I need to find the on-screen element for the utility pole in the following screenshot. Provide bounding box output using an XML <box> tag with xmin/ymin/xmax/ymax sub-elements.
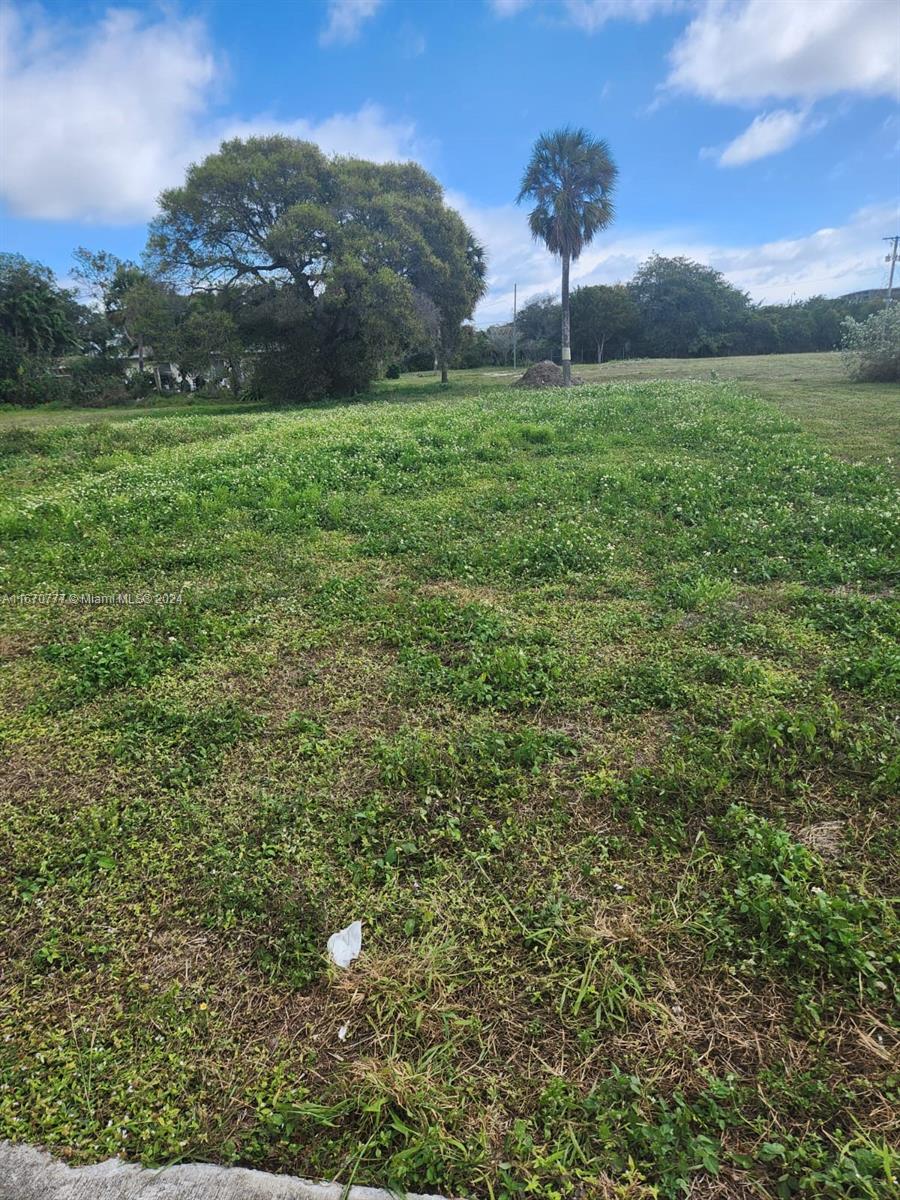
<box><xmin>512</xmin><ymin>283</ymin><xmax>517</xmax><ymax>370</ymax></box>
<box><xmin>884</xmin><ymin>236</ymin><xmax>899</xmax><ymax>303</ymax></box>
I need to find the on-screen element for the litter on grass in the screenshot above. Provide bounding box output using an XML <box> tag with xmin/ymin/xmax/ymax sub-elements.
<box><xmin>327</xmin><ymin>920</ymin><xmax>362</xmax><ymax>969</ymax></box>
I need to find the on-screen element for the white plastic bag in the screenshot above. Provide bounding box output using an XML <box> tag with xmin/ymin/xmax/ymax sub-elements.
<box><xmin>327</xmin><ymin>920</ymin><xmax>362</xmax><ymax>969</ymax></box>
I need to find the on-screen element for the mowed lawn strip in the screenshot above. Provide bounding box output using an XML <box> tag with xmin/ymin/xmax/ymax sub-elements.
<box><xmin>0</xmin><ymin>375</ymin><xmax>897</xmax><ymax>1199</ymax></box>
<box><xmin>576</xmin><ymin>350</ymin><xmax>900</xmax><ymax>471</ymax></box>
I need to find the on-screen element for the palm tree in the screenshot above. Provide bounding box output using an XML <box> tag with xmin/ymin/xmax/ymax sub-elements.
<box><xmin>517</xmin><ymin>128</ymin><xmax>617</xmax><ymax>385</ymax></box>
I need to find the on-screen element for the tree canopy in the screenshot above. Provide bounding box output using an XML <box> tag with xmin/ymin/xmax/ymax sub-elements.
<box><xmin>630</xmin><ymin>254</ymin><xmax>750</xmax><ymax>358</ymax></box>
<box><xmin>0</xmin><ymin>254</ymin><xmax>79</xmax><ymax>357</ymax></box>
<box><xmin>517</xmin><ymin>129</ymin><xmax>616</xmax><ymax>262</ymax></box>
<box><xmin>570</xmin><ymin>284</ymin><xmax>638</xmax><ymax>363</ymax></box>
<box><xmin>146</xmin><ymin>136</ymin><xmax>485</xmax><ymax>398</ymax></box>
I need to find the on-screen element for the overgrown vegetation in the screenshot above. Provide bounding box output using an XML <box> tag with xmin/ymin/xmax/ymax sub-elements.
<box><xmin>841</xmin><ymin>306</ymin><xmax>900</xmax><ymax>382</ymax></box>
<box><xmin>0</xmin><ymin>372</ymin><xmax>897</xmax><ymax>1198</ymax></box>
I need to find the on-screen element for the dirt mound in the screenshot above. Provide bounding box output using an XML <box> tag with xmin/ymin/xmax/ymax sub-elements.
<box><xmin>512</xmin><ymin>360</ymin><xmax>584</xmax><ymax>388</ymax></box>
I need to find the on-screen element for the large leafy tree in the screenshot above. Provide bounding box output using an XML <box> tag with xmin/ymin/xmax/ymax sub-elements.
<box><xmin>175</xmin><ymin>305</ymin><xmax>244</xmax><ymax>392</ymax></box>
<box><xmin>147</xmin><ymin>138</ymin><xmax>337</xmax><ymax>294</ymax></box>
<box><xmin>516</xmin><ymin>295</ymin><xmax>560</xmax><ymax>363</ymax></box>
<box><xmin>330</xmin><ymin>157</ymin><xmax>486</xmax><ymax>383</ymax></box>
<box><xmin>73</xmin><ymin>248</ymin><xmax>181</xmax><ymax>371</ymax></box>
<box><xmin>146</xmin><ymin>137</ymin><xmax>484</xmax><ymax>397</ymax></box>
<box><xmin>630</xmin><ymin>255</ymin><xmax>750</xmax><ymax>358</ymax></box>
<box><xmin>570</xmin><ymin>283</ymin><xmax>638</xmax><ymax>363</ymax></box>
<box><xmin>120</xmin><ymin>278</ymin><xmax>183</xmax><ymax>376</ymax></box>
<box><xmin>517</xmin><ymin>128</ymin><xmax>617</xmax><ymax>385</ymax></box>
<box><xmin>428</xmin><ymin>216</ymin><xmax>486</xmax><ymax>384</ymax></box>
<box><xmin>0</xmin><ymin>254</ymin><xmax>79</xmax><ymax>357</ymax></box>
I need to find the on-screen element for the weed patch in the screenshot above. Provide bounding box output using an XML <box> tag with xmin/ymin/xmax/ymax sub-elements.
<box><xmin>1</xmin><ymin>375</ymin><xmax>897</xmax><ymax>1196</ymax></box>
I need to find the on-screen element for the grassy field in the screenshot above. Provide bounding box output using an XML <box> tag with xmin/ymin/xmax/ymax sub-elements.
<box><xmin>592</xmin><ymin>353</ymin><xmax>899</xmax><ymax>471</ymax></box>
<box><xmin>477</xmin><ymin>352</ymin><xmax>899</xmax><ymax>471</ymax></box>
<box><xmin>1</xmin><ymin>362</ymin><xmax>898</xmax><ymax>1198</ymax></box>
<box><xmin>2</xmin><ymin>350</ymin><xmax>894</xmax><ymax>469</ymax></box>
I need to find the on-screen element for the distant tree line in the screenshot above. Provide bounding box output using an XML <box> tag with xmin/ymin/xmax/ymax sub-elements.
<box><xmin>444</xmin><ymin>255</ymin><xmax>886</xmax><ymax>370</ymax></box>
<box><xmin>1</xmin><ymin>136</ymin><xmax>485</xmax><ymax>407</ymax></box>
<box><xmin>2</xmin><ymin>170</ymin><xmax>893</xmax><ymax>406</ymax></box>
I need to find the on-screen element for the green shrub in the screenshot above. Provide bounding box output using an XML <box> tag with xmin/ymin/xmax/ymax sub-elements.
<box><xmin>125</xmin><ymin>370</ymin><xmax>158</xmax><ymax>399</ymax></box>
<box><xmin>0</xmin><ymin>352</ymin><xmax>71</xmax><ymax>406</ymax></box>
<box><xmin>841</xmin><ymin>307</ymin><xmax>900</xmax><ymax>382</ymax></box>
<box><xmin>66</xmin><ymin>355</ymin><xmax>129</xmax><ymax>406</ymax></box>
<box><xmin>404</xmin><ymin>347</ymin><xmax>435</xmax><ymax>371</ymax></box>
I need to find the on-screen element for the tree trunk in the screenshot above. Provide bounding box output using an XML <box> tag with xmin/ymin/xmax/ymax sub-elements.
<box><xmin>598</xmin><ymin>334</ymin><xmax>605</xmax><ymax>364</ymax></box>
<box><xmin>439</xmin><ymin>326</ymin><xmax>449</xmax><ymax>385</ymax></box>
<box><xmin>138</xmin><ymin>334</ymin><xmax>144</xmax><ymax>374</ymax></box>
<box><xmin>561</xmin><ymin>254</ymin><xmax>571</xmax><ymax>386</ymax></box>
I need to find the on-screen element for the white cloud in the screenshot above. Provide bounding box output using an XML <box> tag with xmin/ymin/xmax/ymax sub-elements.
<box><xmin>560</xmin><ymin>0</ymin><xmax>681</xmax><ymax>29</ymax></box>
<box><xmin>319</xmin><ymin>0</ymin><xmax>385</xmax><ymax>46</ymax></box>
<box><xmin>490</xmin><ymin>0</ymin><xmax>680</xmax><ymax>27</ymax></box>
<box><xmin>220</xmin><ymin>105</ymin><xmax>422</xmax><ymax>167</ymax></box>
<box><xmin>463</xmin><ymin>198</ymin><xmax>897</xmax><ymax>323</ymax></box>
<box><xmin>668</xmin><ymin>0</ymin><xmax>899</xmax><ymax>104</ymax></box>
<box><xmin>0</xmin><ymin>5</ymin><xmax>420</xmax><ymax>223</ymax></box>
<box><xmin>713</xmin><ymin>107</ymin><xmax>821</xmax><ymax>166</ymax></box>
<box><xmin>0</xmin><ymin>5</ymin><xmax>216</xmax><ymax>222</ymax></box>
<box><xmin>701</xmin><ymin>203</ymin><xmax>899</xmax><ymax>302</ymax></box>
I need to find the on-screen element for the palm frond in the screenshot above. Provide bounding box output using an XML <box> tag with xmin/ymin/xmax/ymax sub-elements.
<box><xmin>517</xmin><ymin>127</ymin><xmax>617</xmax><ymax>261</ymax></box>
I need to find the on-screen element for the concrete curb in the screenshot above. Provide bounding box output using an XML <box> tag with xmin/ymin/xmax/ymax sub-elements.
<box><xmin>0</xmin><ymin>1142</ymin><xmax>453</xmax><ymax>1200</ymax></box>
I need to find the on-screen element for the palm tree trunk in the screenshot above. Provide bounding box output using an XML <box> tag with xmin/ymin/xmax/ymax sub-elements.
<box><xmin>561</xmin><ymin>253</ymin><xmax>571</xmax><ymax>386</ymax></box>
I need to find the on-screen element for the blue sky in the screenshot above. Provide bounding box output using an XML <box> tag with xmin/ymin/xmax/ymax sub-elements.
<box><xmin>2</xmin><ymin>0</ymin><xmax>898</xmax><ymax>323</ymax></box>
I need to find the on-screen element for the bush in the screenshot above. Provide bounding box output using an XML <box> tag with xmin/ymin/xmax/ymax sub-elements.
<box><xmin>125</xmin><ymin>370</ymin><xmax>158</xmax><ymax>399</ymax></box>
<box><xmin>0</xmin><ymin>352</ymin><xmax>71</xmax><ymax>406</ymax></box>
<box><xmin>404</xmin><ymin>348</ymin><xmax>436</xmax><ymax>372</ymax></box>
<box><xmin>66</xmin><ymin>355</ymin><xmax>129</xmax><ymax>406</ymax></box>
<box><xmin>841</xmin><ymin>306</ymin><xmax>900</xmax><ymax>381</ymax></box>
<box><xmin>251</xmin><ymin>325</ymin><xmax>329</xmax><ymax>406</ymax></box>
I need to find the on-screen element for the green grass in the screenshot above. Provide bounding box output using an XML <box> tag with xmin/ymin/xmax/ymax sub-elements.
<box><xmin>576</xmin><ymin>351</ymin><xmax>899</xmax><ymax>471</ymax></box>
<box><xmin>1</xmin><ymin>363</ymin><xmax>898</xmax><ymax>1199</ymax></box>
